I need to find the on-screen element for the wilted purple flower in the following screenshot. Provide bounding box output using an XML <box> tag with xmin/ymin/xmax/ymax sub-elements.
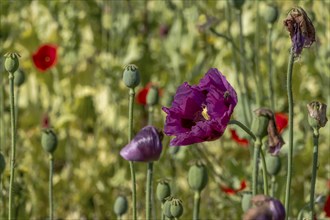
<box><xmin>162</xmin><ymin>68</ymin><xmax>237</xmax><ymax>146</ymax></box>
<box><xmin>243</xmin><ymin>195</ymin><xmax>285</xmax><ymax>220</ymax></box>
<box><xmin>120</xmin><ymin>126</ymin><xmax>163</xmax><ymax>162</ymax></box>
<box><xmin>283</xmin><ymin>7</ymin><xmax>315</xmax><ymax>56</ymax></box>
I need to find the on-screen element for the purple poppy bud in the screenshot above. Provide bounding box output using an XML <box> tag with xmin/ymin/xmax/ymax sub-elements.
<box><xmin>120</xmin><ymin>126</ymin><xmax>163</xmax><ymax>162</ymax></box>
<box><xmin>162</xmin><ymin>68</ymin><xmax>237</xmax><ymax>146</ymax></box>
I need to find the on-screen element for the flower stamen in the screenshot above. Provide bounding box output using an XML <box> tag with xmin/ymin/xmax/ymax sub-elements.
<box><xmin>201</xmin><ymin>105</ymin><xmax>210</xmax><ymax>121</ymax></box>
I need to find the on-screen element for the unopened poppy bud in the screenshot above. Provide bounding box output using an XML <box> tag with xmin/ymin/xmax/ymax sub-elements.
<box><xmin>265</xmin><ymin>155</ymin><xmax>281</xmax><ymax>176</ymax></box>
<box><xmin>157</xmin><ymin>180</ymin><xmax>171</xmax><ymax>202</ymax></box>
<box><xmin>307</xmin><ymin>101</ymin><xmax>328</xmax><ymax>129</ymax></box>
<box><xmin>241</xmin><ymin>191</ymin><xmax>252</xmax><ymax>212</ymax></box>
<box><xmin>146</xmin><ymin>86</ymin><xmax>159</xmax><ymax>106</ymax></box>
<box><xmin>230</xmin><ymin>0</ymin><xmax>245</xmax><ymax>10</ymax></box>
<box><xmin>170</xmin><ymin>198</ymin><xmax>184</xmax><ymax>218</ymax></box>
<box><xmin>4</xmin><ymin>52</ymin><xmax>20</xmax><ymax>73</ymax></box>
<box><xmin>163</xmin><ymin>196</ymin><xmax>174</xmax><ymax>218</ymax></box>
<box><xmin>251</xmin><ymin>108</ymin><xmax>272</xmax><ymax>138</ymax></box>
<box><xmin>14</xmin><ymin>69</ymin><xmax>25</xmax><ymax>87</ymax></box>
<box><xmin>113</xmin><ymin>195</ymin><xmax>128</xmax><ymax>217</ymax></box>
<box><xmin>41</xmin><ymin>129</ymin><xmax>58</xmax><ymax>154</ymax></box>
<box><xmin>264</xmin><ymin>4</ymin><xmax>279</xmax><ymax>24</ymax></box>
<box><xmin>0</xmin><ymin>152</ymin><xmax>5</xmax><ymax>175</ymax></box>
<box><xmin>123</xmin><ymin>64</ymin><xmax>140</xmax><ymax>89</ymax></box>
<box><xmin>188</xmin><ymin>161</ymin><xmax>208</xmax><ymax>192</ymax></box>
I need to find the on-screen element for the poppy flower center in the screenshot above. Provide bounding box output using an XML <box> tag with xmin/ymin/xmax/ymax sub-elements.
<box><xmin>201</xmin><ymin>105</ymin><xmax>210</xmax><ymax>120</ymax></box>
<box><xmin>45</xmin><ymin>56</ymin><xmax>50</xmax><ymax>62</ymax></box>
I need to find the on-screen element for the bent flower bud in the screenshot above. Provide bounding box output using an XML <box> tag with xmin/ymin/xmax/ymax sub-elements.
<box><xmin>307</xmin><ymin>101</ymin><xmax>328</xmax><ymax>129</ymax></box>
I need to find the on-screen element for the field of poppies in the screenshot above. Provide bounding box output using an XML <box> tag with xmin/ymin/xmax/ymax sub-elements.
<box><xmin>0</xmin><ymin>0</ymin><xmax>329</xmax><ymax>219</ymax></box>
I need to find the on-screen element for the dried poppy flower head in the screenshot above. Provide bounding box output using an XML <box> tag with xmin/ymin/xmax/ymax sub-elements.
<box><xmin>307</xmin><ymin>101</ymin><xmax>328</xmax><ymax>129</ymax></box>
<box><xmin>32</xmin><ymin>44</ymin><xmax>57</xmax><ymax>72</ymax></box>
<box><xmin>162</xmin><ymin>68</ymin><xmax>237</xmax><ymax>146</ymax></box>
<box><xmin>283</xmin><ymin>7</ymin><xmax>315</xmax><ymax>56</ymax></box>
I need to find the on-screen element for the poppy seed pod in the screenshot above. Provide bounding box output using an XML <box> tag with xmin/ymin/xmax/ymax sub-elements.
<box><xmin>0</xmin><ymin>152</ymin><xmax>5</xmax><ymax>175</ymax></box>
<box><xmin>230</xmin><ymin>0</ymin><xmax>245</xmax><ymax>10</ymax></box>
<box><xmin>146</xmin><ymin>86</ymin><xmax>159</xmax><ymax>106</ymax></box>
<box><xmin>156</xmin><ymin>180</ymin><xmax>171</xmax><ymax>202</ymax></box>
<box><xmin>264</xmin><ymin>4</ymin><xmax>279</xmax><ymax>24</ymax></box>
<box><xmin>113</xmin><ymin>195</ymin><xmax>128</xmax><ymax>217</ymax></box>
<box><xmin>41</xmin><ymin>129</ymin><xmax>58</xmax><ymax>154</ymax></box>
<box><xmin>241</xmin><ymin>192</ymin><xmax>252</xmax><ymax>212</ymax></box>
<box><xmin>170</xmin><ymin>198</ymin><xmax>184</xmax><ymax>218</ymax></box>
<box><xmin>265</xmin><ymin>155</ymin><xmax>281</xmax><ymax>176</ymax></box>
<box><xmin>163</xmin><ymin>196</ymin><xmax>174</xmax><ymax>218</ymax></box>
<box><xmin>14</xmin><ymin>69</ymin><xmax>25</xmax><ymax>87</ymax></box>
<box><xmin>4</xmin><ymin>52</ymin><xmax>20</xmax><ymax>73</ymax></box>
<box><xmin>251</xmin><ymin>108</ymin><xmax>271</xmax><ymax>138</ymax></box>
<box><xmin>123</xmin><ymin>64</ymin><xmax>140</xmax><ymax>89</ymax></box>
<box><xmin>307</xmin><ymin>101</ymin><xmax>328</xmax><ymax>129</ymax></box>
<box><xmin>188</xmin><ymin>162</ymin><xmax>208</xmax><ymax>192</ymax></box>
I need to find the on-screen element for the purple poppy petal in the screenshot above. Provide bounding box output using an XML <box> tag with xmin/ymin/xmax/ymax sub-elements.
<box><xmin>120</xmin><ymin>126</ymin><xmax>162</xmax><ymax>162</ymax></box>
<box><xmin>269</xmin><ymin>199</ymin><xmax>286</xmax><ymax>220</ymax></box>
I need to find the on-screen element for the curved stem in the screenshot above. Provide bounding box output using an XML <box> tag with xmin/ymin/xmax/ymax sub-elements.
<box><xmin>228</xmin><ymin>120</ymin><xmax>256</xmax><ymax>141</ymax></box>
<box><xmin>146</xmin><ymin>162</ymin><xmax>153</xmax><ymax>220</ymax></box>
<box><xmin>193</xmin><ymin>191</ymin><xmax>201</xmax><ymax>220</ymax></box>
<box><xmin>8</xmin><ymin>72</ymin><xmax>16</xmax><ymax>220</ymax></box>
<box><xmin>260</xmin><ymin>149</ymin><xmax>269</xmax><ymax>196</ymax></box>
<box><xmin>128</xmin><ymin>88</ymin><xmax>137</xmax><ymax>220</ymax></box>
<box><xmin>49</xmin><ymin>154</ymin><xmax>54</xmax><ymax>220</ymax></box>
<box><xmin>252</xmin><ymin>138</ymin><xmax>261</xmax><ymax>196</ymax></box>
<box><xmin>284</xmin><ymin>48</ymin><xmax>295</xmax><ymax>219</ymax></box>
<box><xmin>310</xmin><ymin>128</ymin><xmax>319</xmax><ymax>219</ymax></box>
<box><xmin>268</xmin><ymin>24</ymin><xmax>275</xmax><ymax>110</ymax></box>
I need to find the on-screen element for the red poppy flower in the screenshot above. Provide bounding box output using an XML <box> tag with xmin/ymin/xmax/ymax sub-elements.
<box><xmin>275</xmin><ymin>113</ymin><xmax>288</xmax><ymax>134</ymax></box>
<box><xmin>220</xmin><ymin>180</ymin><xmax>247</xmax><ymax>195</ymax></box>
<box><xmin>41</xmin><ymin>114</ymin><xmax>50</xmax><ymax>129</ymax></box>
<box><xmin>32</xmin><ymin>44</ymin><xmax>57</xmax><ymax>72</ymax></box>
<box><xmin>230</xmin><ymin>129</ymin><xmax>249</xmax><ymax>147</ymax></box>
<box><xmin>324</xmin><ymin>195</ymin><xmax>330</xmax><ymax>217</ymax></box>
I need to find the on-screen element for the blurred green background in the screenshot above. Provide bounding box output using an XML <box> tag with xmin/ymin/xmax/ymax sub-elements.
<box><xmin>0</xmin><ymin>0</ymin><xmax>329</xmax><ymax>219</ymax></box>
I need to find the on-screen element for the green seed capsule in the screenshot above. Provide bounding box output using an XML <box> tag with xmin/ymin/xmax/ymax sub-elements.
<box><xmin>188</xmin><ymin>162</ymin><xmax>208</xmax><ymax>192</ymax></box>
<box><xmin>265</xmin><ymin>155</ymin><xmax>281</xmax><ymax>175</ymax></box>
<box><xmin>156</xmin><ymin>180</ymin><xmax>171</xmax><ymax>202</ymax></box>
<box><xmin>0</xmin><ymin>152</ymin><xmax>5</xmax><ymax>175</ymax></box>
<box><xmin>14</xmin><ymin>69</ymin><xmax>25</xmax><ymax>87</ymax></box>
<box><xmin>251</xmin><ymin>108</ymin><xmax>272</xmax><ymax>138</ymax></box>
<box><xmin>163</xmin><ymin>196</ymin><xmax>174</xmax><ymax>218</ymax></box>
<box><xmin>241</xmin><ymin>191</ymin><xmax>252</xmax><ymax>212</ymax></box>
<box><xmin>41</xmin><ymin>129</ymin><xmax>58</xmax><ymax>154</ymax></box>
<box><xmin>123</xmin><ymin>64</ymin><xmax>140</xmax><ymax>89</ymax></box>
<box><xmin>113</xmin><ymin>195</ymin><xmax>128</xmax><ymax>216</ymax></box>
<box><xmin>170</xmin><ymin>198</ymin><xmax>183</xmax><ymax>218</ymax></box>
<box><xmin>264</xmin><ymin>4</ymin><xmax>279</xmax><ymax>24</ymax></box>
<box><xmin>4</xmin><ymin>52</ymin><xmax>20</xmax><ymax>73</ymax></box>
<box><xmin>146</xmin><ymin>86</ymin><xmax>159</xmax><ymax>106</ymax></box>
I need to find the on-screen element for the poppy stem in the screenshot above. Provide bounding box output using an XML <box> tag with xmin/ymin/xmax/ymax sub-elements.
<box><xmin>146</xmin><ymin>162</ymin><xmax>153</xmax><ymax>220</ymax></box>
<box><xmin>268</xmin><ymin>24</ymin><xmax>275</xmax><ymax>110</ymax></box>
<box><xmin>8</xmin><ymin>71</ymin><xmax>17</xmax><ymax>220</ymax></box>
<box><xmin>228</xmin><ymin>120</ymin><xmax>256</xmax><ymax>141</ymax></box>
<box><xmin>49</xmin><ymin>154</ymin><xmax>54</xmax><ymax>220</ymax></box>
<box><xmin>284</xmin><ymin>48</ymin><xmax>295</xmax><ymax>219</ymax></box>
<box><xmin>309</xmin><ymin>128</ymin><xmax>319</xmax><ymax>219</ymax></box>
<box><xmin>193</xmin><ymin>191</ymin><xmax>201</xmax><ymax>220</ymax></box>
<box><xmin>128</xmin><ymin>88</ymin><xmax>137</xmax><ymax>220</ymax></box>
<box><xmin>252</xmin><ymin>138</ymin><xmax>261</xmax><ymax>196</ymax></box>
<box><xmin>260</xmin><ymin>149</ymin><xmax>269</xmax><ymax>196</ymax></box>
<box><xmin>270</xmin><ymin>175</ymin><xmax>276</xmax><ymax>197</ymax></box>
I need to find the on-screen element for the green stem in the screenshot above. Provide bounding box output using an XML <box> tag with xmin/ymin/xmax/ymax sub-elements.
<box><xmin>8</xmin><ymin>72</ymin><xmax>16</xmax><ymax>220</ymax></box>
<box><xmin>146</xmin><ymin>162</ymin><xmax>153</xmax><ymax>220</ymax></box>
<box><xmin>161</xmin><ymin>204</ymin><xmax>165</xmax><ymax>220</ymax></box>
<box><xmin>117</xmin><ymin>215</ymin><xmax>121</xmax><ymax>220</ymax></box>
<box><xmin>310</xmin><ymin>128</ymin><xmax>319</xmax><ymax>220</ymax></box>
<box><xmin>260</xmin><ymin>149</ymin><xmax>269</xmax><ymax>196</ymax></box>
<box><xmin>128</xmin><ymin>88</ymin><xmax>137</xmax><ymax>220</ymax></box>
<box><xmin>253</xmin><ymin>0</ymin><xmax>262</xmax><ymax>106</ymax></box>
<box><xmin>270</xmin><ymin>175</ymin><xmax>276</xmax><ymax>197</ymax></box>
<box><xmin>148</xmin><ymin>106</ymin><xmax>153</xmax><ymax>125</ymax></box>
<box><xmin>268</xmin><ymin>24</ymin><xmax>275</xmax><ymax>110</ymax></box>
<box><xmin>193</xmin><ymin>191</ymin><xmax>201</xmax><ymax>220</ymax></box>
<box><xmin>284</xmin><ymin>48</ymin><xmax>295</xmax><ymax>219</ymax></box>
<box><xmin>0</xmin><ymin>69</ymin><xmax>4</xmax><ymax>153</ymax></box>
<box><xmin>228</xmin><ymin>120</ymin><xmax>256</xmax><ymax>141</ymax></box>
<box><xmin>252</xmin><ymin>138</ymin><xmax>261</xmax><ymax>196</ymax></box>
<box><xmin>49</xmin><ymin>154</ymin><xmax>54</xmax><ymax>220</ymax></box>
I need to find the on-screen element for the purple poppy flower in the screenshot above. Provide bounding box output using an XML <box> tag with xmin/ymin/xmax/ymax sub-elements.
<box><xmin>162</xmin><ymin>68</ymin><xmax>237</xmax><ymax>146</ymax></box>
<box><xmin>283</xmin><ymin>7</ymin><xmax>315</xmax><ymax>56</ymax></box>
<box><xmin>120</xmin><ymin>126</ymin><xmax>163</xmax><ymax>162</ymax></box>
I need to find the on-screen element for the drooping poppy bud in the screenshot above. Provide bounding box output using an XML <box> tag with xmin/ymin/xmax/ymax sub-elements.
<box><xmin>113</xmin><ymin>195</ymin><xmax>128</xmax><ymax>217</ymax></box>
<box><xmin>41</xmin><ymin>129</ymin><xmax>58</xmax><ymax>154</ymax></box>
<box><xmin>170</xmin><ymin>198</ymin><xmax>184</xmax><ymax>218</ymax></box>
<box><xmin>120</xmin><ymin>126</ymin><xmax>163</xmax><ymax>162</ymax></box>
<box><xmin>0</xmin><ymin>152</ymin><xmax>5</xmax><ymax>175</ymax></box>
<box><xmin>157</xmin><ymin>179</ymin><xmax>171</xmax><ymax>202</ymax></box>
<box><xmin>14</xmin><ymin>69</ymin><xmax>25</xmax><ymax>87</ymax></box>
<box><xmin>123</xmin><ymin>64</ymin><xmax>140</xmax><ymax>89</ymax></box>
<box><xmin>264</xmin><ymin>4</ymin><xmax>279</xmax><ymax>24</ymax></box>
<box><xmin>188</xmin><ymin>161</ymin><xmax>208</xmax><ymax>192</ymax></box>
<box><xmin>307</xmin><ymin>101</ymin><xmax>328</xmax><ymax>129</ymax></box>
<box><xmin>265</xmin><ymin>155</ymin><xmax>281</xmax><ymax>176</ymax></box>
<box><xmin>4</xmin><ymin>52</ymin><xmax>20</xmax><ymax>73</ymax></box>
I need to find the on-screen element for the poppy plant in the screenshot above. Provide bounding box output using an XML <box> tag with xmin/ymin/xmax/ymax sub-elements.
<box><xmin>220</xmin><ymin>180</ymin><xmax>246</xmax><ymax>195</ymax></box>
<box><xmin>162</xmin><ymin>68</ymin><xmax>237</xmax><ymax>146</ymax></box>
<box><xmin>32</xmin><ymin>44</ymin><xmax>57</xmax><ymax>72</ymax></box>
